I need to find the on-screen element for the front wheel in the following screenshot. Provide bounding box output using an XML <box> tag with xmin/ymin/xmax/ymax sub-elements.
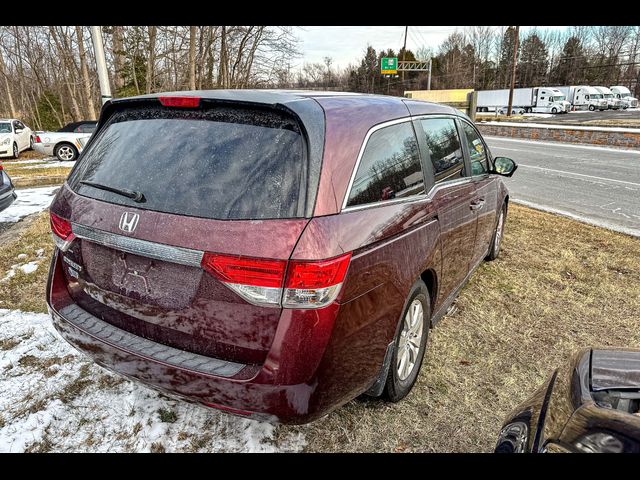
<box><xmin>384</xmin><ymin>280</ymin><xmax>430</xmax><ymax>402</ymax></box>
<box><xmin>54</xmin><ymin>143</ymin><xmax>78</xmax><ymax>161</ymax></box>
<box><xmin>551</xmin><ymin>107</ymin><xmax>557</xmax><ymax>114</ymax></box>
<box><xmin>589</xmin><ymin>104</ymin><xmax>596</xmax><ymax>111</ymax></box>
<box><xmin>12</xmin><ymin>142</ymin><xmax>19</xmax><ymax>159</ymax></box>
<box><xmin>486</xmin><ymin>203</ymin><xmax>506</xmax><ymax>261</ymax></box>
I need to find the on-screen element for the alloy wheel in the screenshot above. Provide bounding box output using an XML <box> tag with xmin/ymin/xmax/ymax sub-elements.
<box><xmin>494</xmin><ymin>209</ymin><xmax>505</xmax><ymax>253</ymax></box>
<box><xmin>57</xmin><ymin>146</ymin><xmax>75</xmax><ymax>161</ymax></box>
<box><xmin>396</xmin><ymin>299</ymin><xmax>424</xmax><ymax>381</ymax></box>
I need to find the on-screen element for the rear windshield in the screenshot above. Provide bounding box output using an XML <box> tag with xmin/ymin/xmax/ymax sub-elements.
<box><xmin>68</xmin><ymin>105</ymin><xmax>305</xmax><ymax>220</ymax></box>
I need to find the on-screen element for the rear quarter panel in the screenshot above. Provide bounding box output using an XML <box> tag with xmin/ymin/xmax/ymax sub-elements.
<box><xmin>293</xmin><ymin>198</ymin><xmax>441</xmax><ymax>408</ymax></box>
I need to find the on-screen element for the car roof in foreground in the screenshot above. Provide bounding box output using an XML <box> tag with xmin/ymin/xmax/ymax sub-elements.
<box><xmin>110</xmin><ymin>89</ymin><xmax>460</xmax><ymax>116</ymax></box>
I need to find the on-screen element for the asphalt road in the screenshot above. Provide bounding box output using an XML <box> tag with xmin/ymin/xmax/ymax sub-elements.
<box><xmin>485</xmin><ymin>136</ymin><xmax>640</xmax><ymax>237</ymax></box>
<box><xmin>531</xmin><ymin>107</ymin><xmax>640</xmax><ymax>125</ymax></box>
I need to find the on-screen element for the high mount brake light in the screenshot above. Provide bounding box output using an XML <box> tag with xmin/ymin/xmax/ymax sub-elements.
<box><xmin>158</xmin><ymin>96</ymin><xmax>201</xmax><ymax>108</ymax></box>
<box><xmin>50</xmin><ymin>212</ymin><xmax>75</xmax><ymax>252</ymax></box>
<box><xmin>201</xmin><ymin>252</ymin><xmax>352</xmax><ymax>309</ymax></box>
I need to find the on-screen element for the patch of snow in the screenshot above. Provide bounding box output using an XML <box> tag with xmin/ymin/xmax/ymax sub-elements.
<box><xmin>35</xmin><ymin>249</ymin><xmax>44</xmax><ymax>257</ymax></box>
<box><xmin>0</xmin><ymin>309</ymin><xmax>306</xmax><ymax>452</ymax></box>
<box><xmin>522</xmin><ymin>113</ymin><xmax>555</xmax><ymax>118</ymax></box>
<box><xmin>23</xmin><ymin>161</ymin><xmax>75</xmax><ymax>169</ymax></box>
<box><xmin>1</xmin><ymin>266</ymin><xmax>17</xmax><ymax>282</ymax></box>
<box><xmin>19</xmin><ymin>262</ymin><xmax>38</xmax><ymax>275</ymax></box>
<box><xmin>16</xmin><ymin>254</ymin><xmax>27</xmax><ymax>260</ymax></box>
<box><xmin>4</xmin><ymin>159</ymin><xmax>50</xmax><ymax>165</ymax></box>
<box><xmin>0</xmin><ymin>186</ymin><xmax>58</xmax><ymax>223</ymax></box>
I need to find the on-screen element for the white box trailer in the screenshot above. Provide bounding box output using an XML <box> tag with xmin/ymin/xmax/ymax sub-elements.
<box><xmin>476</xmin><ymin>87</ymin><xmax>570</xmax><ymax>114</ymax></box>
<box><xmin>552</xmin><ymin>86</ymin><xmax>608</xmax><ymax>111</ymax></box>
<box><xmin>609</xmin><ymin>86</ymin><xmax>638</xmax><ymax>108</ymax></box>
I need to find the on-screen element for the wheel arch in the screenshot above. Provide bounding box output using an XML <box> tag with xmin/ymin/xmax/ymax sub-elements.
<box><xmin>420</xmin><ymin>268</ymin><xmax>437</xmax><ymax>324</ymax></box>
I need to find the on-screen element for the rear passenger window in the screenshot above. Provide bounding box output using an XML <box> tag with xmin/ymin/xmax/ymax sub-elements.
<box><xmin>346</xmin><ymin>122</ymin><xmax>424</xmax><ymax>208</ymax></box>
<box><xmin>419</xmin><ymin>118</ymin><xmax>465</xmax><ymax>183</ymax></box>
<box><xmin>460</xmin><ymin>121</ymin><xmax>489</xmax><ymax>176</ymax></box>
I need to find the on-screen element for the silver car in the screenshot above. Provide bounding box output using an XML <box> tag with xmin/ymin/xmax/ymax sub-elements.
<box><xmin>33</xmin><ymin>121</ymin><xmax>96</xmax><ymax>161</ymax></box>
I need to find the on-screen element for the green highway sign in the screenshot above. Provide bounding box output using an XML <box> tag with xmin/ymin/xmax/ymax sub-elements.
<box><xmin>381</xmin><ymin>57</ymin><xmax>398</xmax><ymax>75</ymax></box>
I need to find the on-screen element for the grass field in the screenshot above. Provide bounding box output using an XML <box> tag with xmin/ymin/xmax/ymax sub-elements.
<box><xmin>2</xmin><ymin>150</ymin><xmax>72</xmax><ymax>188</ymax></box>
<box><xmin>1</xmin><ymin>204</ymin><xmax>639</xmax><ymax>451</ymax></box>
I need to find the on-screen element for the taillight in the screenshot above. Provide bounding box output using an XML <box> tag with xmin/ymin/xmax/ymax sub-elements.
<box><xmin>283</xmin><ymin>253</ymin><xmax>352</xmax><ymax>308</ymax></box>
<box><xmin>35</xmin><ymin>135</ymin><xmax>41</xmax><ymax>143</ymax></box>
<box><xmin>158</xmin><ymin>96</ymin><xmax>200</xmax><ymax>108</ymax></box>
<box><xmin>50</xmin><ymin>212</ymin><xmax>75</xmax><ymax>251</ymax></box>
<box><xmin>200</xmin><ymin>252</ymin><xmax>352</xmax><ymax>309</ymax></box>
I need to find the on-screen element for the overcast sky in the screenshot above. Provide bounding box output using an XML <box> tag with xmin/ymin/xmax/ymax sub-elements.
<box><xmin>294</xmin><ymin>26</ymin><xmax>569</xmax><ymax>71</ymax></box>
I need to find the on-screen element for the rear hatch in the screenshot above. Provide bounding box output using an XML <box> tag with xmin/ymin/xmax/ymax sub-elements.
<box><xmin>53</xmin><ymin>97</ymin><xmax>321</xmax><ymax>366</ymax></box>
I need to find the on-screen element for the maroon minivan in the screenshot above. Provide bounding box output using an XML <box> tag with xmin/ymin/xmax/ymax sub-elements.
<box><xmin>46</xmin><ymin>90</ymin><xmax>517</xmax><ymax>423</ymax></box>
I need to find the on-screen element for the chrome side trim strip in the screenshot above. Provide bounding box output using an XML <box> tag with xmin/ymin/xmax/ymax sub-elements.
<box><xmin>71</xmin><ymin>223</ymin><xmax>204</xmax><ymax>267</ymax></box>
<box><xmin>56</xmin><ymin>303</ymin><xmax>245</xmax><ymax>377</ymax></box>
<box><xmin>341</xmin><ymin>113</ymin><xmax>472</xmax><ymax>213</ymax></box>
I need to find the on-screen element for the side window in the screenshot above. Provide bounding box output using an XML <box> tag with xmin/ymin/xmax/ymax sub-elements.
<box><xmin>419</xmin><ymin>117</ymin><xmax>465</xmax><ymax>183</ymax></box>
<box><xmin>346</xmin><ymin>122</ymin><xmax>424</xmax><ymax>208</ymax></box>
<box><xmin>12</xmin><ymin>121</ymin><xmax>19</xmax><ymax>131</ymax></box>
<box><xmin>460</xmin><ymin>121</ymin><xmax>489</xmax><ymax>176</ymax></box>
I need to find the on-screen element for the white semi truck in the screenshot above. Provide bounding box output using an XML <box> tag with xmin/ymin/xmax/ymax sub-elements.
<box><xmin>475</xmin><ymin>87</ymin><xmax>571</xmax><ymax>114</ymax></box>
<box><xmin>609</xmin><ymin>86</ymin><xmax>638</xmax><ymax>109</ymax></box>
<box><xmin>594</xmin><ymin>86</ymin><xmax>623</xmax><ymax>110</ymax></box>
<box><xmin>552</xmin><ymin>86</ymin><xmax>607</xmax><ymax>111</ymax></box>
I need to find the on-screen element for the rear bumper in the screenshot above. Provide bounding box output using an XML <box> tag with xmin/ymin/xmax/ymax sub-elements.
<box><xmin>33</xmin><ymin>144</ymin><xmax>54</xmax><ymax>156</ymax></box>
<box><xmin>46</xmin><ymin>249</ymin><xmax>366</xmax><ymax>424</ymax></box>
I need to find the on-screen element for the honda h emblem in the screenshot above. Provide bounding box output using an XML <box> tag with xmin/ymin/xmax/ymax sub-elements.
<box><xmin>119</xmin><ymin>212</ymin><xmax>139</xmax><ymax>233</ymax></box>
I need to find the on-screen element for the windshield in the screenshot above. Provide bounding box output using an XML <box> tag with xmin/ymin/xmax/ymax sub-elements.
<box><xmin>0</xmin><ymin>122</ymin><xmax>11</xmax><ymax>134</ymax></box>
<box><xmin>621</xmin><ymin>93</ymin><xmax>631</xmax><ymax>98</ymax></box>
<box><xmin>604</xmin><ymin>94</ymin><xmax>613</xmax><ymax>98</ymax></box>
<box><xmin>591</xmin><ymin>94</ymin><xmax>603</xmax><ymax>99</ymax></box>
<box><xmin>69</xmin><ymin>105</ymin><xmax>306</xmax><ymax>221</ymax></box>
<box><xmin>552</xmin><ymin>96</ymin><xmax>566</xmax><ymax>102</ymax></box>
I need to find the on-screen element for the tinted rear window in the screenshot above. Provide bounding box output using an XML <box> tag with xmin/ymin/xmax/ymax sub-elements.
<box><xmin>69</xmin><ymin>106</ymin><xmax>305</xmax><ymax>220</ymax></box>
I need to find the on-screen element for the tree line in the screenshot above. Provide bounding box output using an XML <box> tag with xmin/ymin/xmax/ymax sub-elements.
<box><xmin>1</xmin><ymin>26</ymin><xmax>638</xmax><ymax>131</ymax></box>
<box><xmin>0</xmin><ymin>26</ymin><xmax>298</xmax><ymax>130</ymax></box>
<box><xmin>283</xmin><ymin>26</ymin><xmax>640</xmax><ymax>98</ymax></box>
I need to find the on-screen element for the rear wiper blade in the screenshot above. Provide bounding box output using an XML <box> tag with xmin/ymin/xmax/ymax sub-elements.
<box><xmin>80</xmin><ymin>180</ymin><xmax>145</xmax><ymax>203</ymax></box>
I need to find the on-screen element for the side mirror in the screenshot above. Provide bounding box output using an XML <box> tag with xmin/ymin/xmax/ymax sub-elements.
<box><xmin>15</xmin><ymin>128</ymin><xmax>23</xmax><ymax>134</ymax></box>
<box><xmin>492</xmin><ymin>157</ymin><xmax>518</xmax><ymax>177</ymax></box>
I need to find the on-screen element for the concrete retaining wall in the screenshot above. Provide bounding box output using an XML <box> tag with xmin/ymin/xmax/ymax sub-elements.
<box><xmin>476</xmin><ymin>122</ymin><xmax>640</xmax><ymax>149</ymax></box>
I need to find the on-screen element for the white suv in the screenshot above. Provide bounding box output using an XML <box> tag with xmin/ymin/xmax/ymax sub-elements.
<box><xmin>0</xmin><ymin>119</ymin><xmax>34</xmax><ymax>159</ymax></box>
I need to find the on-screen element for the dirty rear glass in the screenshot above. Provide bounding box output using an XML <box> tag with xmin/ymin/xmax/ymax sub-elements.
<box><xmin>69</xmin><ymin>105</ymin><xmax>305</xmax><ymax>220</ymax></box>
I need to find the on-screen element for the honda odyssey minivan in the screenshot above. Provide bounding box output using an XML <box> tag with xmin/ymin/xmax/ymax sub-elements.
<box><xmin>46</xmin><ymin>90</ymin><xmax>517</xmax><ymax>424</ymax></box>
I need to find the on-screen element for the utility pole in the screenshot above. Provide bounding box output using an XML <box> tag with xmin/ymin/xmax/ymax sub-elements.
<box><xmin>427</xmin><ymin>57</ymin><xmax>432</xmax><ymax>90</ymax></box>
<box><xmin>91</xmin><ymin>26</ymin><xmax>112</xmax><ymax>105</ymax></box>
<box><xmin>507</xmin><ymin>25</ymin><xmax>520</xmax><ymax>117</ymax></box>
<box><xmin>401</xmin><ymin>26</ymin><xmax>408</xmax><ymax>84</ymax></box>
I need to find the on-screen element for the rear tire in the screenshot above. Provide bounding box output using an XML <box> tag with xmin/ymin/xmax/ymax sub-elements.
<box><xmin>384</xmin><ymin>280</ymin><xmax>430</xmax><ymax>403</ymax></box>
<box><xmin>486</xmin><ymin>202</ymin><xmax>507</xmax><ymax>261</ymax></box>
<box><xmin>551</xmin><ymin>107</ymin><xmax>557</xmax><ymax>113</ymax></box>
<box><xmin>54</xmin><ymin>143</ymin><xmax>78</xmax><ymax>162</ymax></box>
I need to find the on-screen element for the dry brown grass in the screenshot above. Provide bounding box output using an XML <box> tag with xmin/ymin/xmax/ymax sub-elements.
<box><xmin>281</xmin><ymin>204</ymin><xmax>640</xmax><ymax>452</ymax></box>
<box><xmin>2</xmin><ymin>151</ymin><xmax>71</xmax><ymax>188</ymax></box>
<box><xmin>0</xmin><ymin>212</ymin><xmax>53</xmax><ymax>313</ymax></box>
<box><xmin>3</xmin><ymin>204</ymin><xmax>639</xmax><ymax>452</ymax></box>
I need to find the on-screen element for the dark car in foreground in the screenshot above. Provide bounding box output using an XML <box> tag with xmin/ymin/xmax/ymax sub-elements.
<box><xmin>0</xmin><ymin>164</ymin><xmax>17</xmax><ymax>212</ymax></box>
<box><xmin>46</xmin><ymin>90</ymin><xmax>517</xmax><ymax>424</ymax></box>
<box><xmin>496</xmin><ymin>348</ymin><xmax>640</xmax><ymax>453</ymax></box>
